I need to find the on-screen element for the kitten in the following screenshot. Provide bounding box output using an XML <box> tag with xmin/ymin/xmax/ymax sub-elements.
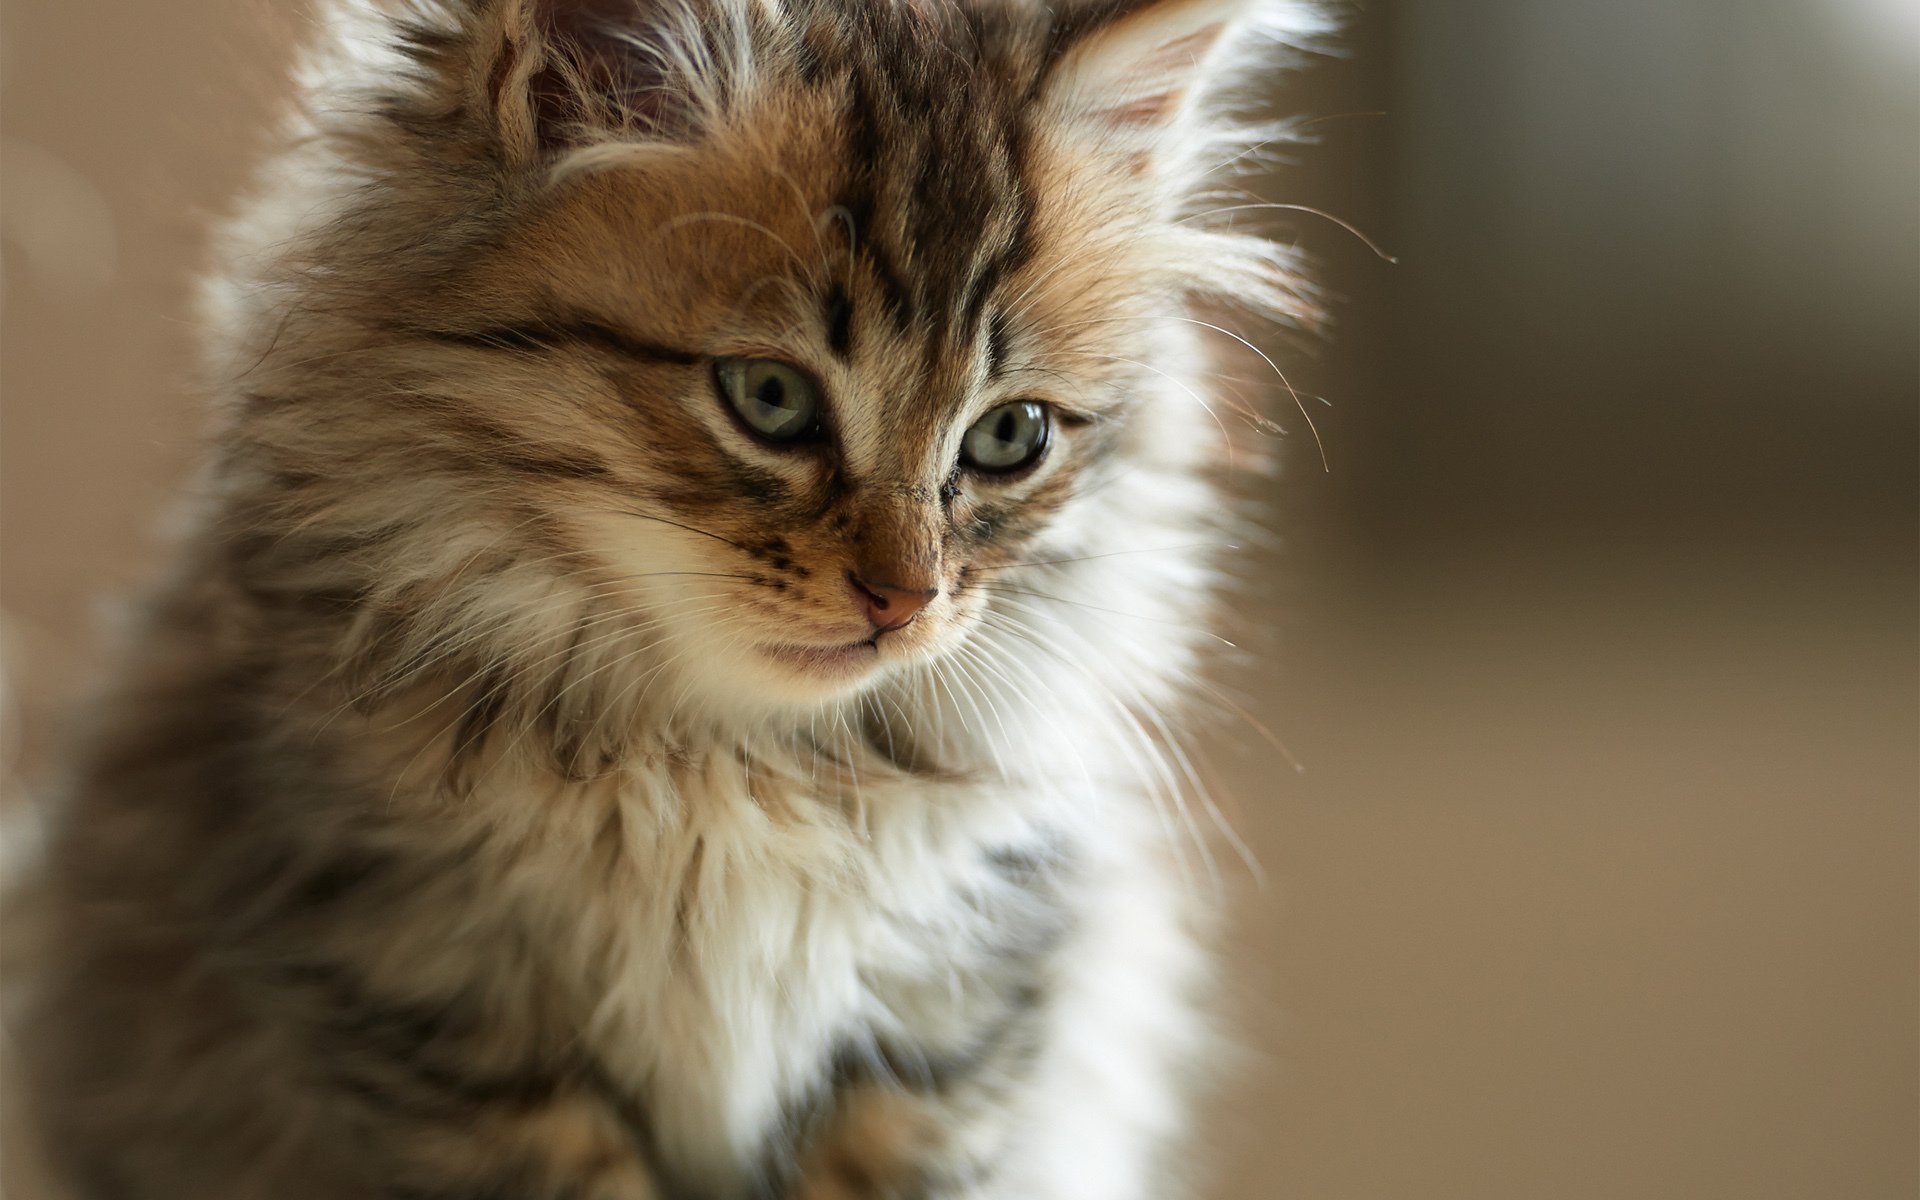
<box><xmin>12</xmin><ymin>0</ymin><xmax>1326</xmax><ymax>1196</ymax></box>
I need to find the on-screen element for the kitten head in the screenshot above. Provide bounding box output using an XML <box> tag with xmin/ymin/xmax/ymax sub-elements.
<box><xmin>215</xmin><ymin>0</ymin><xmax>1324</xmax><ymax>755</ymax></box>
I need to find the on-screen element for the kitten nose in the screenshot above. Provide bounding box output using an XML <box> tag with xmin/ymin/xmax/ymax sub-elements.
<box><xmin>846</xmin><ymin>571</ymin><xmax>936</xmax><ymax>633</ymax></box>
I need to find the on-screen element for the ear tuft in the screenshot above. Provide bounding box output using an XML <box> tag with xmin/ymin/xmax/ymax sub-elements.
<box><xmin>457</xmin><ymin>0</ymin><xmax>729</xmax><ymax>164</ymax></box>
<box><xmin>533</xmin><ymin>1</ymin><xmax>706</xmax><ymax>151</ymax></box>
<box><xmin>1043</xmin><ymin>0</ymin><xmax>1330</xmax><ymax>135</ymax></box>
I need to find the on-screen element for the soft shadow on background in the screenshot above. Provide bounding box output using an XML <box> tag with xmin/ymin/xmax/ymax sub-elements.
<box><xmin>2</xmin><ymin>2</ymin><xmax>1915</xmax><ymax>1198</ymax></box>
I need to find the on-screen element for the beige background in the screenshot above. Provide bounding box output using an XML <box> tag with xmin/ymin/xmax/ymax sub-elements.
<box><xmin>3</xmin><ymin>2</ymin><xmax>1915</xmax><ymax>1198</ymax></box>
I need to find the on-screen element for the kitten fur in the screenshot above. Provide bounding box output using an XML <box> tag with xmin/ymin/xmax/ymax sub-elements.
<box><xmin>10</xmin><ymin>0</ymin><xmax>1327</xmax><ymax>1196</ymax></box>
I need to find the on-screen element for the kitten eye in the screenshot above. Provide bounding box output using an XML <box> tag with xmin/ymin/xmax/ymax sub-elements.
<box><xmin>961</xmin><ymin>401</ymin><xmax>1050</xmax><ymax>474</ymax></box>
<box><xmin>713</xmin><ymin>357</ymin><xmax>821</xmax><ymax>442</ymax></box>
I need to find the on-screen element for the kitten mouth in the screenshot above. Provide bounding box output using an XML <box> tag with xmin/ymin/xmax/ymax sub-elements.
<box><xmin>756</xmin><ymin>637</ymin><xmax>882</xmax><ymax>677</ymax></box>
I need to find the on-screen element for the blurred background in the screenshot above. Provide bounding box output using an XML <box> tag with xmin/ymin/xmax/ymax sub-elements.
<box><xmin>2</xmin><ymin>2</ymin><xmax>1914</xmax><ymax>1198</ymax></box>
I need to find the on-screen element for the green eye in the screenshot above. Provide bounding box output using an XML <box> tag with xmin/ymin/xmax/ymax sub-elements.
<box><xmin>713</xmin><ymin>357</ymin><xmax>821</xmax><ymax>442</ymax></box>
<box><xmin>961</xmin><ymin>401</ymin><xmax>1050</xmax><ymax>474</ymax></box>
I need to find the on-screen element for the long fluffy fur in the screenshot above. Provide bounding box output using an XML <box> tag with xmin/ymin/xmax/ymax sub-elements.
<box><xmin>11</xmin><ymin>1</ymin><xmax>1326</xmax><ymax>1196</ymax></box>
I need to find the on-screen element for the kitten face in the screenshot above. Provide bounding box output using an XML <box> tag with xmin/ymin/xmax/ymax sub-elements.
<box><xmin>232</xmin><ymin>0</ymin><xmax>1321</xmax><ymax>732</ymax></box>
<box><xmin>404</xmin><ymin>23</ymin><xmax>1166</xmax><ymax>711</ymax></box>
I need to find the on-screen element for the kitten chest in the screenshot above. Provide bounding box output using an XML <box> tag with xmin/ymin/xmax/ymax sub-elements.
<box><xmin>526</xmin><ymin>753</ymin><xmax>1066</xmax><ymax>1194</ymax></box>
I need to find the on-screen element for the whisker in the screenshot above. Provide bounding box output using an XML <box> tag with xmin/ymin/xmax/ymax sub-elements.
<box><xmin>974</xmin><ymin>543</ymin><xmax>1234</xmax><ymax>573</ymax></box>
<box><xmin>612</xmin><ymin>510</ymin><xmax>755</xmax><ymax>554</ymax></box>
<box><xmin>972</xmin><ymin>609</ymin><xmax>1218</xmax><ymax>893</ymax></box>
<box><xmin>969</xmin><ymin>584</ymin><xmax>1236</xmax><ymax>647</ymax></box>
<box><xmin>1180</xmin><ymin>201</ymin><xmax>1399</xmax><ymax>264</ymax></box>
<box><xmin>1082</xmin><ymin>351</ymin><xmax>1239</xmax><ymax>475</ymax></box>
<box><xmin>1163</xmin><ymin>315</ymin><xmax>1330</xmax><ymax>473</ymax></box>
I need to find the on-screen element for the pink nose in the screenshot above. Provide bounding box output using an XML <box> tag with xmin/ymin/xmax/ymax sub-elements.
<box><xmin>847</xmin><ymin>571</ymin><xmax>936</xmax><ymax>633</ymax></box>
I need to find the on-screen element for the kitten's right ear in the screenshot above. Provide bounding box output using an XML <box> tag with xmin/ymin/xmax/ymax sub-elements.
<box><xmin>1038</xmin><ymin>0</ymin><xmax>1330</xmax><ymax>153</ymax></box>
<box><xmin>426</xmin><ymin>0</ymin><xmax>722</xmax><ymax>164</ymax></box>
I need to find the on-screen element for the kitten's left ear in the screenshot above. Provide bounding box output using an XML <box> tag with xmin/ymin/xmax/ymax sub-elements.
<box><xmin>439</xmin><ymin>0</ymin><xmax>731</xmax><ymax>165</ymax></box>
<box><xmin>1041</xmin><ymin>0</ymin><xmax>1326</xmax><ymax>140</ymax></box>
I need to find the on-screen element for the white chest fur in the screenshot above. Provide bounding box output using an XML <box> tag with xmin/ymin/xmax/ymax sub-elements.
<box><xmin>473</xmin><ymin>739</ymin><xmax>1080</xmax><ymax>1191</ymax></box>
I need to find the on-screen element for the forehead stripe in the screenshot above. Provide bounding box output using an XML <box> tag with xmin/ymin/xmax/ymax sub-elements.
<box><xmin>826</xmin><ymin>285</ymin><xmax>853</xmax><ymax>359</ymax></box>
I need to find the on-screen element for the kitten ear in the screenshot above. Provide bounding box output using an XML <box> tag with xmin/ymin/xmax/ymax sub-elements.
<box><xmin>470</xmin><ymin>0</ymin><xmax>721</xmax><ymax>162</ymax></box>
<box><xmin>1041</xmin><ymin>0</ymin><xmax>1324</xmax><ymax>138</ymax></box>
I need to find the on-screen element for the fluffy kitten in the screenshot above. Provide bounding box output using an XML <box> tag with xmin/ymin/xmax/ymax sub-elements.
<box><xmin>13</xmin><ymin>0</ymin><xmax>1325</xmax><ymax>1196</ymax></box>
